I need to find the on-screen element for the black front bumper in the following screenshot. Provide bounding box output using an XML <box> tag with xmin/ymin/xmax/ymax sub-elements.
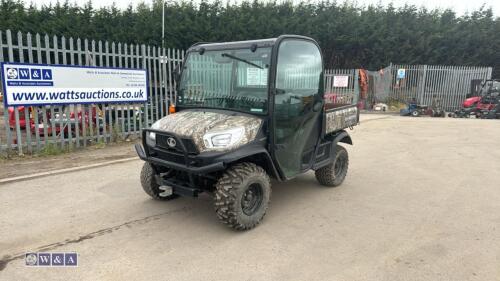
<box><xmin>137</xmin><ymin>129</ymin><xmax>230</xmax><ymax>197</ymax></box>
<box><xmin>136</xmin><ymin>129</ymin><xmax>275</xmax><ymax>196</ymax></box>
<box><xmin>135</xmin><ymin>143</ymin><xmax>225</xmax><ymax>174</ymax></box>
<box><xmin>136</xmin><ymin>128</ymin><xmax>228</xmax><ymax>175</ymax></box>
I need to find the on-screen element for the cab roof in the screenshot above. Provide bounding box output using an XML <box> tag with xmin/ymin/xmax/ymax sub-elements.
<box><xmin>187</xmin><ymin>35</ymin><xmax>316</xmax><ymax>53</ymax></box>
<box><xmin>189</xmin><ymin>38</ymin><xmax>276</xmax><ymax>52</ymax></box>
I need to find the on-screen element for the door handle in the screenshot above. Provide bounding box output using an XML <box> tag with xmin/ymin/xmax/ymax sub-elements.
<box><xmin>274</xmin><ymin>144</ymin><xmax>286</xmax><ymax>150</ymax></box>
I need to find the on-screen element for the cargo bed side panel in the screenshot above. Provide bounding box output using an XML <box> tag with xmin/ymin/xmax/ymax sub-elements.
<box><xmin>323</xmin><ymin>105</ymin><xmax>359</xmax><ymax>135</ymax></box>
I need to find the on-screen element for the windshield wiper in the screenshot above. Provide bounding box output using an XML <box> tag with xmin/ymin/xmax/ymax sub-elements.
<box><xmin>221</xmin><ymin>53</ymin><xmax>263</xmax><ymax>69</ymax></box>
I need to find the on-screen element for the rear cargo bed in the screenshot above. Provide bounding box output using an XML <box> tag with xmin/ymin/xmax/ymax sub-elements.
<box><xmin>323</xmin><ymin>104</ymin><xmax>359</xmax><ymax>135</ymax></box>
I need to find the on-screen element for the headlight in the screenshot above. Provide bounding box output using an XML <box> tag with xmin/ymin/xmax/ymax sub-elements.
<box><xmin>203</xmin><ymin>127</ymin><xmax>245</xmax><ymax>149</ymax></box>
<box><xmin>146</xmin><ymin>121</ymin><xmax>161</xmax><ymax>146</ymax></box>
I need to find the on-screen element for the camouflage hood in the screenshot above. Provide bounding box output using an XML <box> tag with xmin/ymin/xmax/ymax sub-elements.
<box><xmin>152</xmin><ymin>110</ymin><xmax>263</xmax><ymax>152</ymax></box>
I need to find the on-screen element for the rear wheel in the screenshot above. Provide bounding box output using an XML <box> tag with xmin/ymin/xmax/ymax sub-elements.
<box><xmin>214</xmin><ymin>162</ymin><xmax>271</xmax><ymax>230</ymax></box>
<box><xmin>315</xmin><ymin>145</ymin><xmax>349</xmax><ymax>187</ymax></box>
<box><xmin>140</xmin><ymin>162</ymin><xmax>178</xmax><ymax>201</ymax></box>
<box><xmin>411</xmin><ymin>110</ymin><xmax>420</xmax><ymax>117</ymax></box>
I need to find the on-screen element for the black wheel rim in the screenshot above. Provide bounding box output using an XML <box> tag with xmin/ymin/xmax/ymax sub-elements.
<box><xmin>241</xmin><ymin>183</ymin><xmax>263</xmax><ymax>216</ymax></box>
<box><xmin>334</xmin><ymin>154</ymin><xmax>347</xmax><ymax>178</ymax></box>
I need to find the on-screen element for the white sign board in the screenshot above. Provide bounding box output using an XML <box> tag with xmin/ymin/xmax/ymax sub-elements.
<box><xmin>397</xmin><ymin>68</ymin><xmax>406</xmax><ymax>79</ymax></box>
<box><xmin>333</xmin><ymin>75</ymin><xmax>349</xmax><ymax>88</ymax></box>
<box><xmin>1</xmin><ymin>62</ymin><xmax>148</xmax><ymax>106</ymax></box>
<box><xmin>246</xmin><ymin>68</ymin><xmax>268</xmax><ymax>86</ymax></box>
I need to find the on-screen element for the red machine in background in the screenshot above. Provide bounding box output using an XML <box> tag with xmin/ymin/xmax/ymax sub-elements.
<box><xmin>449</xmin><ymin>80</ymin><xmax>500</xmax><ymax>118</ymax></box>
<box><xmin>8</xmin><ymin>106</ymin><xmax>98</xmax><ymax>136</ymax></box>
<box><xmin>8</xmin><ymin>106</ymin><xmax>29</xmax><ymax>129</ymax></box>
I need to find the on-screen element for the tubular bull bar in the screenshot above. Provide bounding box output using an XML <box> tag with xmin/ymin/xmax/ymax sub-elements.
<box><xmin>136</xmin><ymin>129</ymin><xmax>226</xmax><ymax>197</ymax></box>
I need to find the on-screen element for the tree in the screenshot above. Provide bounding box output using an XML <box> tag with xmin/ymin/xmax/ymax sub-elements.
<box><xmin>0</xmin><ymin>0</ymin><xmax>498</xmax><ymax>77</ymax></box>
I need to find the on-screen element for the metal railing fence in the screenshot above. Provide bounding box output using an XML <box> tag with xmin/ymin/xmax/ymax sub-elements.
<box><xmin>324</xmin><ymin>69</ymin><xmax>359</xmax><ymax>107</ymax></box>
<box><xmin>0</xmin><ymin>29</ymin><xmax>493</xmax><ymax>156</ymax></box>
<box><xmin>367</xmin><ymin>64</ymin><xmax>492</xmax><ymax>111</ymax></box>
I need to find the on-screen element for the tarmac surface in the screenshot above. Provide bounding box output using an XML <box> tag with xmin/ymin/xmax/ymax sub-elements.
<box><xmin>1</xmin><ymin>115</ymin><xmax>500</xmax><ymax>281</ymax></box>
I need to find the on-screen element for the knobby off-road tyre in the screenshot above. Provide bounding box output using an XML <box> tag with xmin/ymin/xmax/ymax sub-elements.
<box><xmin>140</xmin><ymin>162</ymin><xmax>179</xmax><ymax>201</ymax></box>
<box><xmin>214</xmin><ymin>162</ymin><xmax>271</xmax><ymax>231</ymax></box>
<box><xmin>315</xmin><ymin>145</ymin><xmax>349</xmax><ymax>187</ymax></box>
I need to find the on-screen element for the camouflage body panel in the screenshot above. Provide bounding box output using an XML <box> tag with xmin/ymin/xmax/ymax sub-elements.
<box><xmin>153</xmin><ymin>110</ymin><xmax>262</xmax><ymax>152</ymax></box>
<box><xmin>325</xmin><ymin>106</ymin><xmax>358</xmax><ymax>134</ymax></box>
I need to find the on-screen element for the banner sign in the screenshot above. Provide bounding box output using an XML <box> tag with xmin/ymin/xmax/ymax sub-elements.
<box><xmin>333</xmin><ymin>75</ymin><xmax>349</xmax><ymax>88</ymax></box>
<box><xmin>1</xmin><ymin>62</ymin><xmax>148</xmax><ymax>106</ymax></box>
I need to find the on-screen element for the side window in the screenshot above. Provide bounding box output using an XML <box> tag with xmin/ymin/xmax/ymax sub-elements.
<box><xmin>276</xmin><ymin>40</ymin><xmax>322</xmax><ymax>97</ymax></box>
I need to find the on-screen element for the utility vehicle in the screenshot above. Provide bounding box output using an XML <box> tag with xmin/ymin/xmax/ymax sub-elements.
<box><xmin>135</xmin><ymin>35</ymin><xmax>359</xmax><ymax>230</ymax></box>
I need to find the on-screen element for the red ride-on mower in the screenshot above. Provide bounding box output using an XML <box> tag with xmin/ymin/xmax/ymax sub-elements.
<box><xmin>477</xmin><ymin>90</ymin><xmax>500</xmax><ymax>119</ymax></box>
<box><xmin>448</xmin><ymin>96</ymin><xmax>481</xmax><ymax>118</ymax></box>
<box><xmin>449</xmin><ymin>80</ymin><xmax>500</xmax><ymax>118</ymax></box>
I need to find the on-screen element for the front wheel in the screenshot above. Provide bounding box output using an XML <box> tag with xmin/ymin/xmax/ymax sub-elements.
<box><xmin>140</xmin><ymin>162</ymin><xmax>179</xmax><ymax>201</ymax></box>
<box><xmin>214</xmin><ymin>162</ymin><xmax>271</xmax><ymax>231</ymax></box>
<box><xmin>315</xmin><ymin>145</ymin><xmax>349</xmax><ymax>187</ymax></box>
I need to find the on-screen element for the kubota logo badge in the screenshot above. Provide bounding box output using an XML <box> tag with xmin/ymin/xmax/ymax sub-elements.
<box><xmin>167</xmin><ymin>137</ymin><xmax>176</xmax><ymax>147</ymax></box>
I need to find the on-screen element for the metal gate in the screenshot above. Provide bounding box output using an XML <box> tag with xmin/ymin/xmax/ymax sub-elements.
<box><xmin>368</xmin><ymin>64</ymin><xmax>492</xmax><ymax>111</ymax></box>
<box><xmin>324</xmin><ymin>69</ymin><xmax>359</xmax><ymax>106</ymax></box>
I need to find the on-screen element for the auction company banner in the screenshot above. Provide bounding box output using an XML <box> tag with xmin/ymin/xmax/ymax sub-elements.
<box><xmin>1</xmin><ymin>62</ymin><xmax>148</xmax><ymax>106</ymax></box>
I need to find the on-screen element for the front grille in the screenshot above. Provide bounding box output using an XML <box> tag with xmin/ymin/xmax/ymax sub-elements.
<box><xmin>156</xmin><ymin>134</ymin><xmax>181</xmax><ymax>152</ymax></box>
<box><xmin>156</xmin><ymin>134</ymin><xmax>198</xmax><ymax>154</ymax></box>
<box><xmin>156</xmin><ymin>150</ymin><xmax>186</xmax><ymax>165</ymax></box>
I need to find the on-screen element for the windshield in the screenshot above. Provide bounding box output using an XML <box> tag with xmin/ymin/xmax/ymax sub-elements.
<box><xmin>178</xmin><ymin>47</ymin><xmax>271</xmax><ymax>114</ymax></box>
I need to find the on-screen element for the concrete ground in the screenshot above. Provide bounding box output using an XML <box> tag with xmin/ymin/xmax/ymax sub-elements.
<box><xmin>0</xmin><ymin>140</ymin><xmax>138</xmax><ymax>180</ymax></box>
<box><xmin>1</xmin><ymin>115</ymin><xmax>500</xmax><ymax>281</ymax></box>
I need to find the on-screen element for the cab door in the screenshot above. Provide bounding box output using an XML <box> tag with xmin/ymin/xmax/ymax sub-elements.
<box><xmin>272</xmin><ymin>39</ymin><xmax>323</xmax><ymax>179</ymax></box>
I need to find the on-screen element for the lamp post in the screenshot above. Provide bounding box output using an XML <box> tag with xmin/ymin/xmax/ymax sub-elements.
<box><xmin>162</xmin><ymin>0</ymin><xmax>170</xmax><ymax>49</ymax></box>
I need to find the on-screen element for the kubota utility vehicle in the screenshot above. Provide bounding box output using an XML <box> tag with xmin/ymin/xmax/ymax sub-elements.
<box><xmin>135</xmin><ymin>35</ymin><xmax>359</xmax><ymax>230</ymax></box>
